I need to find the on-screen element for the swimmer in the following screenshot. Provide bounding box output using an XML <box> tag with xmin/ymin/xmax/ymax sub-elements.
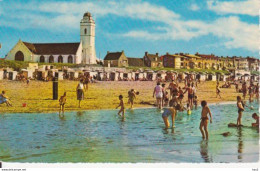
<box><xmin>199</xmin><ymin>100</ymin><xmax>212</xmax><ymax>140</ymax></box>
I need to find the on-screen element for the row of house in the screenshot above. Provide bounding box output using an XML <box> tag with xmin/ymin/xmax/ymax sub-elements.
<box><xmin>103</xmin><ymin>51</ymin><xmax>259</xmax><ymax>71</ymax></box>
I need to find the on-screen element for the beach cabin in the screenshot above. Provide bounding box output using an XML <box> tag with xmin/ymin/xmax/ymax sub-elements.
<box><xmin>0</xmin><ymin>70</ymin><xmax>4</xmax><ymax>80</ymax></box>
<box><xmin>97</xmin><ymin>72</ymin><xmax>104</xmax><ymax>81</ymax></box>
<box><xmin>21</xmin><ymin>69</ymin><xmax>33</xmax><ymax>79</ymax></box>
<box><xmin>207</xmin><ymin>73</ymin><xmax>216</xmax><ymax>81</ymax></box>
<box><xmin>109</xmin><ymin>72</ymin><xmax>119</xmax><ymax>81</ymax></box>
<box><xmin>8</xmin><ymin>71</ymin><xmax>18</xmax><ymax>80</ymax></box>
<box><xmin>57</xmin><ymin>71</ymin><xmax>64</xmax><ymax>80</ymax></box>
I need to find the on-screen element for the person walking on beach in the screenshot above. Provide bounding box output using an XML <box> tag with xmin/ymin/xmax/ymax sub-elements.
<box><xmin>0</xmin><ymin>91</ymin><xmax>12</xmax><ymax>107</ymax></box>
<box><xmin>242</xmin><ymin>82</ymin><xmax>247</xmax><ymax>100</ymax></box>
<box><xmin>59</xmin><ymin>92</ymin><xmax>67</xmax><ymax>116</ymax></box>
<box><xmin>84</xmin><ymin>75</ymin><xmax>90</xmax><ymax>92</ymax></box>
<box><xmin>116</xmin><ymin>95</ymin><xmax>125</xmax><ymax>117</ymax></box>
<box><xmin>235</xmin><ymin>81</ymin><xmax>239</xmax><ymax>92</ymax></box>
<box><xmin>153</xmin><ymin>82</ymin><xmax>163</xmax><ymax>109</ymax></box>
<box><xmin>199</xmin><ymin>100</ymin><xmax>212</xmax><ymax>140</ymax></box>
<box><xmin>76</xmin><ymin>79</ymin><xmax>84</xmax><ymax>108</ymax></box>
<box><xmin>216</xmin><ymin>82</ymin><xmax>221</xmax><ymax>98</ymax></box>
<box><xmin>236</xmin><ymin>96</ymin><xmax>245</xmax><ymax>127</ymax></box>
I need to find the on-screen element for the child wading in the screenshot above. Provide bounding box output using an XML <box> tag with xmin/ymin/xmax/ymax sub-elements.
<box><xmin>162</xmin><ymin>100</ymin><xmax>176</xmax><ymax>129</ymax></box>
<box><xmin>59</xmin><ymin>92</ymin><xmax>67</xmax><ymax>116</ymax></box>
<box><xmin>199</xmin><ymin>100</ymin><xmax>212</xmax><ymax>140</ymax></box>
<box><xmin>116</xmin><ymin>95</ymin><xmax>125</xmax><ymax>117</ymax></box>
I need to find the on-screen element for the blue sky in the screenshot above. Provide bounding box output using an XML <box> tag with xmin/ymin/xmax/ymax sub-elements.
<box><xmin>0</xmin><ymin>0</ymin><xmax>258</xmax><ymax>59</ymax></box>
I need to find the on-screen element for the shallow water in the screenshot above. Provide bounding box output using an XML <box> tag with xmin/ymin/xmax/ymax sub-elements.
<box><xmin>0</xmin><ymin>102</ymin><xmax>259</xmax><ymax>163</ymax></box>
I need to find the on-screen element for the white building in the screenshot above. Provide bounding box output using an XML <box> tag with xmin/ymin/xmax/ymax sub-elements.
<box><xmin>5</xmin><ymin>12</ymin><xmax>97</xmax><ymax>64</ymax></box>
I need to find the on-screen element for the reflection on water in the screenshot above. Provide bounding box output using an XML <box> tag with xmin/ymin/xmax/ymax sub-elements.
<box><xmin>200</xmin><ymin>140</ymin><xmax>212</xmax><ymax>163</ymax></box>
<box><xmin>237</xmin><ymin>128</ymin><xmax>244</xmax><ymax>160</ymax></box>
<box><xmin>0</xmin><ymin>102</ymin><xmax>259</xmax><ymax>163</ymax></box>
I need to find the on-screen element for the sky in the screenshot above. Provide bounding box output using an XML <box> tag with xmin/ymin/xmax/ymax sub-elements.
<box><xmin>0</xmin><ymin>0</ymin><xmax>259</xmax><ymax>59</ymax></box>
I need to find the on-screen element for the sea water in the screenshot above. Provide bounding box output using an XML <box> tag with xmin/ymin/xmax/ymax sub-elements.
<box><xmin>0</xmin><ymin>102</ymin><xmax>259</xmax><ymax>163</ymax></box>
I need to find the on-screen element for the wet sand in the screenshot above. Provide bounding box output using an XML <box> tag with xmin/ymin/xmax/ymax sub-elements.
<box><xmin>0</xmin><ymin>80</ymin><xmax>249</xmax><ymax>113</ymax></box>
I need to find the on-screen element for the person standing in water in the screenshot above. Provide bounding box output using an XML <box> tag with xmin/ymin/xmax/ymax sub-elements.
<box><xmin>153</xmin><ymin>82</ymin><xmax>163</xmax><ymax>109</ymax></box>
<box><xmin>183</xmin><ymin>83</ymin><xmax>194</xmax><ymax>109</ymax></box>
<box><xmin>76</xmin><ymin>79</ymin><xmax>84</xmax><ymax>108</ymax></box>
<box><xmin>59</xmin><ymin>92</ymin><xmax>67</xmax><ymax>116</ymax></box>
<box><xmin>199</xmin><ymin>100</ymin><xmax>212</xmax><ymax>140</ymax></box>
<box><xmin>128</xmin><ymin>89</ymin><xmax>137</xmax><ymax>109</ymax></box>
<box><xmin>236</xmin><ymin>96</ymin><xmax>245</xmax><ymax>127</ymax></box>
<box><xmin>116</xmin><ymin>95</ymin><xmax>125</xmax><ymax>117</ymax></box>
<box><xmin>162</xmin><ymin>100</ymin><xmax>177</xmax><ymax>129</ymax></box>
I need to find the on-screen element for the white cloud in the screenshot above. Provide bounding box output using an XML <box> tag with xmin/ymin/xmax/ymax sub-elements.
<box><xmin>189</xmin><ymin>4</ymin><xmax>200</xmax><ymax>11</ymax></box>
<box><xmin>207</xmin><ymin>0</ymin><xmax>259</xmax><ymax>16</ymax></box>
<box><xmin>0</xmin><ymin>0</ymin><xmax>258</xmax><ymax>52</ymax></box>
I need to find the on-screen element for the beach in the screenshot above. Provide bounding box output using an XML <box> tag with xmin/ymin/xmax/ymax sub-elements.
<box><xmin>0</xmin><ymin>80</ymin><xmax>246</xmax><ymax>114</ymax></box>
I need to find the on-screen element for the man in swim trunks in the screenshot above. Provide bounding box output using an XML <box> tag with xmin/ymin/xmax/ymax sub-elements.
<box><xmin>237</xmin><ymin>96</ymin><xmax>245</xmax><ymax>126</ymax></box>
<box><xmin>199</xmin><ymin>100</ymin><xmax>212</xmax><ymax>140</ymax></box>
<box><xmin>184</xmin><ymin>83</ymin><xmax>194</xmax><ymax>109</ymax></box>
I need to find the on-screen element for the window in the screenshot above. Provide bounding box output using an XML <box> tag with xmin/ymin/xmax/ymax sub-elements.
<box><xmin>40</xmin><ymin>55</ymin><xmax>45</xmax><ymax>63</ymax></box>
<box><xmin>68</xmin><ymin>55</ymin><xmax>73</xmax><ymax>63</ymax></box>
<box><xmin>49</xmin><ymin>55</ymin><xmax>54</xmax><ymax>63</ymax></box>
<box><xmin>84</xmin><ymin>28</ymin><xmax>87</xmax><ymax>34</ymax></box>
<box><xmin>58</xmin><ymin>55</ymin><xmax>63</xmax><ymax>63</ymax></box>
<box><xmin>15</xmin><ymin>51</ymin><xmax>24</xmax><ymax>61</ymax></box>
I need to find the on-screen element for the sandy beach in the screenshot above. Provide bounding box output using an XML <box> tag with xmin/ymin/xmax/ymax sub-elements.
<box><xmin>0</xmin><ymin>80</ymin><xmax>248</xmax><ymax>113</ymax></box>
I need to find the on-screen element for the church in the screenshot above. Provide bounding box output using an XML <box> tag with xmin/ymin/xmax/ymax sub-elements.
<box><xmin>5</xmin><ymin>12</ymin><xmax>97</xmax><ymax>64</ymax></box>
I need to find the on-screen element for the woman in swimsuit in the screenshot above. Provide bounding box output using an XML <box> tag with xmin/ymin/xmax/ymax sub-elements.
<box><xmin>153</xmin><ymin>82</ymin><xmax>163</xmax><ymax>109</ymax></box>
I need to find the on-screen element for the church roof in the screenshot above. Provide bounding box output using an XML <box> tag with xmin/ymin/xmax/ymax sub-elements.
<box><xmin>127</xmin><ymin>57</ymin><xmax>144</xmax><ymax>67</ymax></box>
<box><xmin>104</xmin><ymin>52</ymin><xmax>124</xmax><ymax>60</ymax></box>
<box><xmin>23</xmin><ymin>42</ymin><xmax>80</xmax><ymax>55</ymax></box>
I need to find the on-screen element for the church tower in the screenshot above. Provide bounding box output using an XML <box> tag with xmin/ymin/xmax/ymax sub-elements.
<box><xmin>80</xmin><ymin>12</ymin><xmax>97</xmax><ymax>64</ymax></box>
